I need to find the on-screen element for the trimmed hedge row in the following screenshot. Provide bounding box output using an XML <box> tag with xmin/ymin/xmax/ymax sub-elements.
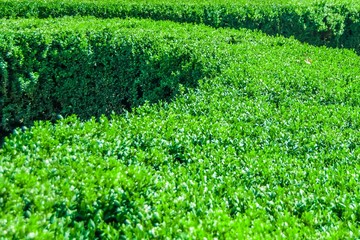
<box><xmin>1</xmin><ymin>18</ymin><xmax>360</xmax><ymax>238</ymax></box>
<box><xmin>0</xmin><ymin>17</ymin><xmax>236</xmax><ymax>134</ymax></box>
<box><xmin>0</xmin><ymin>0</ymin><xmax>359</xmax><ymax>52</ymax></box>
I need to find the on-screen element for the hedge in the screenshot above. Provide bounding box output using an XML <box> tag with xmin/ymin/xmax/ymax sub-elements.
<box><xmin>1</xmin><ymin>17</ymin><xmax>360</xmax><ymax>238</ymax></box>
<box><xmin>0</xmin><ymin>0</ymin><xmax>359</xmax><ymax>52</ymax></box>
<box><xmin>0</xmin><ymin>17</ymin><xmax>234</xmax><ymax>134</ymax></box>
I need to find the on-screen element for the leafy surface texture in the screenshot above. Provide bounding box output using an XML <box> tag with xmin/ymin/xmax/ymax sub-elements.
<box><xmin>1</xmin><ymin>1</ymin><xmax>360</xmax><ymax>239</ymax></box>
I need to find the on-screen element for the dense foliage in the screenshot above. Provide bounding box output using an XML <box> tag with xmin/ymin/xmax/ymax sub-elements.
<box><xmin>1</xmin><ymin>1</ymin><xmax>360</xmax><ymax>239</ymax></box>
<box><xmin>0</xmin><ymin>0</ymin><xmax>359</xmax><ymax>52</ymax></box>
<box><xmin>0</xmin><ymin>18</ymin><xmax>234</xmax><ymax>133</ymax></box>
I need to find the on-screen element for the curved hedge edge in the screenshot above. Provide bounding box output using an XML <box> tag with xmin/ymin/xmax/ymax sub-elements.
<box><xmin>0</xmin><ymin>0</ymin><xmax>359</xmax><ymax>53</ymax></box>
<box><xmin>0</xmin><ymin>18</ymin><xmax>240</xmax><ymax>137</ymax></box>
<box><xmin>2</xmin><ymin>69</ymin><xmax>360</xmax><ymax>238</ymax></box>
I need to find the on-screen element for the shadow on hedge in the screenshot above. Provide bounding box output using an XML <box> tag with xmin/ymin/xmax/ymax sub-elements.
<box><xmin>0</xmin><ymin>36</ymin><xmax>207</xmax><ymax>147</ymax></box>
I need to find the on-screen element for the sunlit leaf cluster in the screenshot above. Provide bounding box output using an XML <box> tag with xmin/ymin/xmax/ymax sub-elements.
<box><xmin>1</xmin><ymin>1</ymin><xmax>360</xmax><ymax>239</ymax></box>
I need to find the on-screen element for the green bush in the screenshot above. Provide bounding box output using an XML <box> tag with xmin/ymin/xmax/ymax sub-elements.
<box><xmin>0</xmin><ymin>0</ymin><xmax>359</xmax><ymax>52</ymax></box>
<box><xmin>0</xmin><ymin>17</ymin><xmax>233</xmax><ymax>134</ymax></box>
<box><xmin>1</xmin><ymin>16</ymin><xmax>360</xmax><ymax>238</ymax></box>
